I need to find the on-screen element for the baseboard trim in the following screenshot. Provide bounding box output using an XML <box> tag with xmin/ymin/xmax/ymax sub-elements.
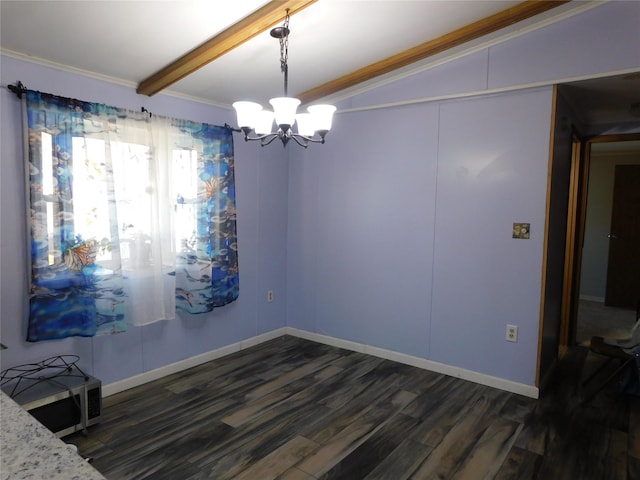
<box><xmin>102</xmin><ymin>326</ymin><xmax>538</xmax><ymax>399</ymax></box>
<box><xmin>102</xmin><ymin>328</ymin><xmax>288</xmax><ymax>397</ymax></box>
<box><xmin>285</xmin><ymin>328</ymin><xmax>539</xmax><ymax>399</ymax></box>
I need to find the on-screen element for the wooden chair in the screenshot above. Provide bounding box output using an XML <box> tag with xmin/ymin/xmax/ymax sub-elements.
<box><xmin>581</xmin><ymin>301</ymin><xmax>640</xmax><ymax>405</ymax></box>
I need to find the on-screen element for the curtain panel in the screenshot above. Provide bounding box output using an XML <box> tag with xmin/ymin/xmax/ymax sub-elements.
<box><xmin>24</xmin><ymin>90</ymin><xmax>238</xmax><ymax>342</ymax></box>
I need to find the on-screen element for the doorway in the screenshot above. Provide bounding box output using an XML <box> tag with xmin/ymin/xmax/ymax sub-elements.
<box><xmin>570</xmin><ymin>137</ymin><xmax>640</xmax><ymax>345</ymax></box>
<box><xmin>604</xmin><ymin>164</ymin><xmax>640</xmax><ymax>308</ymax></box>
<box><xmin>540</xmin><ymin>75</ymin><xmax>640</xmax><ymax>388</ymax></box>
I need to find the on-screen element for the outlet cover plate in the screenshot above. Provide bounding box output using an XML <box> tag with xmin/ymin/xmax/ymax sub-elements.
<box><xmin>506</xmin><ymin>324</ymin><xmax>518</xmax><ymax>342</ymax></box>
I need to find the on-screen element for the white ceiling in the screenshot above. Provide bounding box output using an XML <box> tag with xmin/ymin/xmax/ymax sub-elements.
<box><xmin>1</xmin><ymin>0</ymin><xmax>639</xmax><ymax>126</ymax></box>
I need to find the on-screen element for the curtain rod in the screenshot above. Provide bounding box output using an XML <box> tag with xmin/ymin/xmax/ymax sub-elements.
<box><xmin>7</xmin><ymin>81</ymin><xmax>26</xmax><ymax>98</ymax></box>
<box><xmin>7</xmin><ymin>81</ymin><xmax>99</xmax><ymax>108</ymax></box>
<box><xmin>7</xmin><ymin>81</ymin><xmax>240</xmax><ymax>132</ymax></box>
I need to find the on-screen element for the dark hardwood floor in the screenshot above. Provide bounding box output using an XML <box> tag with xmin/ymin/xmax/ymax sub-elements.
<box><xmin>65</xmin><ymin>335</ymin><xmax>640</xmax><ymax>479</ymax></box>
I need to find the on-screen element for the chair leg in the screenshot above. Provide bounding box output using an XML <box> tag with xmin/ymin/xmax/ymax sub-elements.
<box><xmin>580</xmin><ymin>357</ymin><xmax>634</xmax><ymax>405</ymax></box>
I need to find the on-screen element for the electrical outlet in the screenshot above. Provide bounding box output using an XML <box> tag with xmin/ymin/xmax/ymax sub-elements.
<box><xmin>267</xmin><ymin>290</ymin><xmax>274</xmax><ymax>302</ymax></box>
<box><xmin>506</xmin><ymin>324</ymin><xmax>518</xmax><ymax>342</ymax></box>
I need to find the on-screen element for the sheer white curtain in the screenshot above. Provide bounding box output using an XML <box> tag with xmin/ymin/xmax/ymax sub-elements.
<box><xmin>110</xmin><ymin>114</ymin><xmax>177</xmax><ymax>326</ymax></box>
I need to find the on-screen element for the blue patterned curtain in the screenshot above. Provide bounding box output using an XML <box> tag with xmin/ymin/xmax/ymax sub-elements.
<box><xmin>24</xmin><ymin>90</ymin><xmax>238</xmax><ymax>342</ymax></box>
<box><xmin>173</xmin><ymin>121</ymin><xmax>239</xmax><ymax>313</ymax></box>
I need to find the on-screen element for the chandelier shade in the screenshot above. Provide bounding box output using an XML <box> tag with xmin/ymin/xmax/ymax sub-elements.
<box><xmin>307</xmin><ymin>104</ymin><xmax>337</xmax><ymax>132</ymax></box>
<box><xmin>254</xmin><ymin>110</ymin><xmax>276</xmax><ymax>135</ymax></box>
<box><xmin>232</xmin><ymin>10</ymin><xmax>335</xmax><ymax>148</ymax></box>
<box><xmin>232</xmin><ymin>101</ymin><xmax>262</xmax><ymax>129</ymax></box>
<box><xmin>269</xmin><ymin>97</ymin><xmax>300</xmax><ymax>127</ymax></box>
<box><xmin>295</xmin><ymin>113</ymin><xmax>315</xmax><ymax>137</ymax></box>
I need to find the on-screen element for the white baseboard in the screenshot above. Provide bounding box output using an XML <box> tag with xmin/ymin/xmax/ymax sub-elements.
<box><xmin>102</xmin><ymin>326</ymin><xmax>538</xmax><ymax>399</ymax></box>
<box><xmin>101</xmin><ymin>328</ymin><xmax>288</xmax><ymax>397</ymax></box>
<box><xmin>285</xmin><ymin>328</ymin><xmax>539</xmax><ymax>399</ymax></box>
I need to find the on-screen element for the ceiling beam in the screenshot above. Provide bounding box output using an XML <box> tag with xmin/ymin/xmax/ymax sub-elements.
<box><xmin>297</xmin><ymin>0</ymin><xmax>570</xmax><ymax>104</ymax></box>
<box><xmin>137</xmin><ymin>0</ymin><xmax>317</xmax><ymax>96</ymax></box>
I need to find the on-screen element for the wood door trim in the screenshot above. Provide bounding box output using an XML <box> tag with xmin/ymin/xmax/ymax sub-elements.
<box><xmin>536</xmin><ymin>85</ymin><xmax>558</xmax><ymax>388</ymax></box>
<box><xmin>587</xmin><ymin>133</ymin><xmax>640</xmax><ymax>143</ymax></box>
<box><xmin>558</xmin><ymin>134</ymin><xmax>582</xmax><ymax>356</ymax></box>
<box><xmin>136</xmin><ymin>0</ymin><xmax>318</xmax><ymax>96</ymax></box>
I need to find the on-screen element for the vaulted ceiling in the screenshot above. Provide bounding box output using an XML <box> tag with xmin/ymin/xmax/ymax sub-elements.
<box><xmin>1</xmin><ymin>1</ymin><xmax>639</xmax><ymax>126</ymax></box>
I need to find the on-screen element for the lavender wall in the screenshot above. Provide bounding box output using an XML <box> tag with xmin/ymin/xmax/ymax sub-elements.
<box><xmin>0</xmin><ymin>56</ymin><xmax>289</xmax><ymax>384</ymax></box>
<box><xmin>287</xmin><ymin>88</ymin><xmax>552</xmax><ymax>386</ymax></box>
<box><xmin>287</xmin><ymin>103</ymin><xmax>439</xmax><ymax>358</ymax></box>
<box><xmin>287</xmin><ymin>0</ymin><xmax>640</xmax><ymax>388</ymax></box>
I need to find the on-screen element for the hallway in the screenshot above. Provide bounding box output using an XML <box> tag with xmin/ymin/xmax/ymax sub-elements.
<box><xmin>576</xmin><ymin>300</ymin><xmax>637</xmax><ymax>346</ymax></box>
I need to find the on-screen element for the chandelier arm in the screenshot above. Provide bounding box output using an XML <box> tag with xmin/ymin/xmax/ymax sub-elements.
<box><xmin>235</xmin><ymin>130</ymin><xmax>328</xmax><ymax>148</ymax></box>
<box><xmin>242</xmin><ymin>132</ymin><xmax>278</xmax><ymax>143</ymax></box>
<box><xmin>260</xmin><ymin>134</ymin><xmax>282</xmax><ymax>147</ymax></box>
<box><xmin>289</xmin><ymin>134</ymin><xmax>309</xmax><ymax>148</ymax></box>
<box><xmin>292</xmin><ymin>134</ymin><xmax>326</xmax><ymax>146</ymax></box>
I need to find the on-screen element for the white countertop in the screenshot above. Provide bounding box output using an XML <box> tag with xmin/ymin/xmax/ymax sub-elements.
<box><xmin>0</xmin><ymin>390</ymin><xmax>105</xmax><ymax>480</ymax></box>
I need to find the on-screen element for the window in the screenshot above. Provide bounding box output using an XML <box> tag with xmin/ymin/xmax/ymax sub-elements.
<box><xmin>24</xmin><ymin>91</ymin><xmax>238</xmax><ymax>341</ymax></box>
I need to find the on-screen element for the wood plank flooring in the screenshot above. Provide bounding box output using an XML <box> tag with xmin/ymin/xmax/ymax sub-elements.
<box><xmin>65</xmin><ymin>335</ymin><xmax>640</xmax><ymax>479</ymax></box>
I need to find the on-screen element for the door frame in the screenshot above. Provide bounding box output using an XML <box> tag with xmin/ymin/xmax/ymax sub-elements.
<box><xmin>558</xmin><ymin>132</ymin><xmax>585</xmax><ymax>356</ymax></box>
<box><xmin>559</xmin><ymin>132</ymin><xmax>640</xmax><ymax>352</ymax></box>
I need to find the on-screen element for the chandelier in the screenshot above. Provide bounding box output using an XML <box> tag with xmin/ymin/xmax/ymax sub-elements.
<box><xmin>232</xmin><ymin>10</ymin><xmax>336</xmax><ymax>148</ymax></box>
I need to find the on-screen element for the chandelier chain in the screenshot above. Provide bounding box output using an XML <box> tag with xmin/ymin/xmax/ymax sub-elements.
<box><xmin>280</xmin><ymin>11</ymin><xmax>290</xmax><ymax>74</ymax></box>
<box><xmin>279</xmin><ymin>10</ymin><xmax>290</xmax><ymax>96</ymax></box>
